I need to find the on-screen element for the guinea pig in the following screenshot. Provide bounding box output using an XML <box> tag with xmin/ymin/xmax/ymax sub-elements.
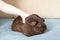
<box><xmin>12</xmin><ymin>14</ymin><xmax>47</xmax><ymax>36</ymax></box>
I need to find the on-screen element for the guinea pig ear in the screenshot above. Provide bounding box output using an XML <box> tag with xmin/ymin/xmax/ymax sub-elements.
<box><xmin>12</xmin><ymin>16</ymin><xmax>23</xmax><ymax>31</ymax></box>
<box><xmin>12</xmin><ymin>16</ymin><xmax>23</xmax><ymax>24</ymax></box>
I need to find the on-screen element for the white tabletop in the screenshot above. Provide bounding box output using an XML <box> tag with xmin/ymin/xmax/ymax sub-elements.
<box><xmin>0</xmin><ymin>18</ymin><xmax>60</xmax><ymax>40</ymax></box>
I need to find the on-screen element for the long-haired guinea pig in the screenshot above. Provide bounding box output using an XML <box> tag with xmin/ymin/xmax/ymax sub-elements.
<box><xmin>12</xmin><ymin>14</ymin><xmax>47</xmax><ymax>36</ymax></box>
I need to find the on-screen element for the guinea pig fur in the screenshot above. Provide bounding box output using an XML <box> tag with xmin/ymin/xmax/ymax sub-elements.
<box><xmin>12</xmin><ymin>14</ymin><xmax>47</xmax><ymax>36</ymax></box>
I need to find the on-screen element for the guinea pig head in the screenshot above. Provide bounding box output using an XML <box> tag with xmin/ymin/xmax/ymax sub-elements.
<box><xmin>24</xmin><ymin>14</ymin><xmax>46</xmax><ymax>36</ymax></box>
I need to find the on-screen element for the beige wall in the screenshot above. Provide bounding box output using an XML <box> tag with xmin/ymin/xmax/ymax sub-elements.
<box><xmin>0</xmin><ymin>0</ymin><xmax>18</xmax><ymax>17</ymax></box>
<box><xmin>0</xmin><ymin>0</ymin><xmax>60</xmax><ymax>18</ymax></box>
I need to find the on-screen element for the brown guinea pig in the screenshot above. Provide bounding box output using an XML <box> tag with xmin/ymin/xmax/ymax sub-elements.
<box><xmin>12</xmin><ymin>14</ymin><xmax>47</xmax><ymax>36</ymax></box>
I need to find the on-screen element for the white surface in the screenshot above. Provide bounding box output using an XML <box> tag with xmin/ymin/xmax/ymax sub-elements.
<box><xmin>0</xmin><ymin>18</ymin><xmax>60</xmax><ymax>40</ymax></box>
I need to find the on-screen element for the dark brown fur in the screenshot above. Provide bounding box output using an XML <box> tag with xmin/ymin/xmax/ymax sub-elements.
<box><xmin>12</xmin><ymin>14</ymin><xmax>47</xmax><ymax>36</ymax></box>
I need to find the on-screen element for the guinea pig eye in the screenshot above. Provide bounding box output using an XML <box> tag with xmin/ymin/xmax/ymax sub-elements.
<box><xmin>41</xmin><ymin>18</ymin><xmax>45</xmax><ymax>22</ymax></box>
